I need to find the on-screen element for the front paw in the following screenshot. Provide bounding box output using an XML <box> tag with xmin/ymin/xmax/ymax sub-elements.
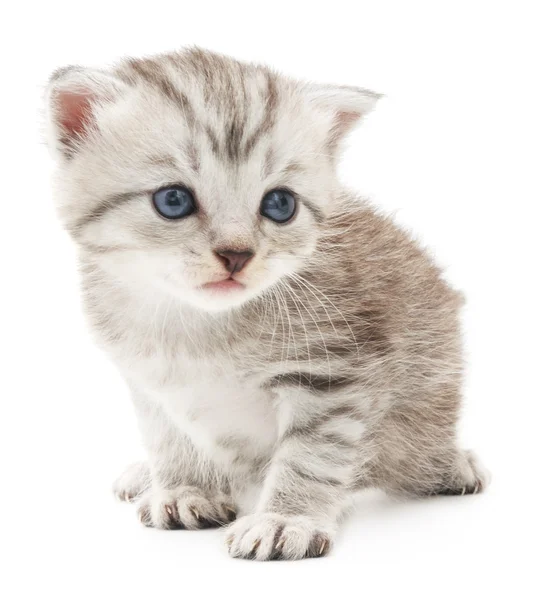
<box><xmin>113</xmin><ymin>461</ymin><xmax>151</xmax><ymax>502</ymax></box>
<box><xmin>225</xmin><ymin>513</ymin><xmax>333</xmax><ymax>560</ymax></box>
<box><xmin>138</xmin><ymin>486</ymin><xmax>236</xmax><ymax>530</ymax></box>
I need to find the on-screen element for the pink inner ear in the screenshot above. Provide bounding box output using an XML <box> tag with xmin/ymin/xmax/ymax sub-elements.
<box><xmin>56</xmin><ymin>90</ymin><xmax>94</xmax><ymax>138</ymax></box>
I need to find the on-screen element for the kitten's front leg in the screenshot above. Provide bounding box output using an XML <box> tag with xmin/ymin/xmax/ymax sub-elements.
<box><xmin>226</xmin><ymin>391</ymin><xmax>364</xmax><ymax>560</ymax></box>
<box><xmin>126</xmin><ymin>392</ymin><xmax>236</xmax><ymax>529</ymax></box>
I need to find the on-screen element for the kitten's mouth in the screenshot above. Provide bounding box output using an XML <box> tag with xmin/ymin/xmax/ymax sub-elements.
<box><xmin>201</xmin><ymin>278</ymin><xmax>245</xmax><ymax>292</ymax></box>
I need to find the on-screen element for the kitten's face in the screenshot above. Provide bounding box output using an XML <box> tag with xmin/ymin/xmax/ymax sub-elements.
<box><xmin>46</xmin><ymin>50</ymin><xmax>377</xmax><ymax>312</ymax></box>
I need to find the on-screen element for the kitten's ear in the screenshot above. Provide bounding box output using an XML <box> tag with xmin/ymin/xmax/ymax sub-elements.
<box><xmin>45</xmin><ymin>66</ymin><xmax>127</xmax><ymax>159</ymax></box>
<box><xmin>305</xmin><ymin>83</ymin><xmax>382</xmax><ymax>150</ymax></box>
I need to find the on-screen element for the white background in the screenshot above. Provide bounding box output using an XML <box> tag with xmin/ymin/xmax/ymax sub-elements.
<box><xmin>1</xmin><ymin>1</ymin><xmax>549</xmax><ymax>598</ymax></box>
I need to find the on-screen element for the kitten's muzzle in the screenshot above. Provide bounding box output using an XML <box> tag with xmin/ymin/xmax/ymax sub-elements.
<box><xmin>215</xmin><ymin>249</ymin><xmax>254</xmax><ymax>275</ymax></box>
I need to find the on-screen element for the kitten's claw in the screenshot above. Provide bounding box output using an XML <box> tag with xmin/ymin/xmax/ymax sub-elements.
<box><xmin>138</xmin><ymin>504</ymin><xmax>152</xmax><ymax>526</ymax></box>
<box><xmin>225</xmin><ymin>513</ymin><xmax>333</xmax><ymax>561</ymax></box>
<box><xmin>223</xmin><ymin>505</ymin><xmax>237</xmax><ymax>521</ymax></box>
<box><xmin>137</xmin><ymin>487</ymin><xmax>235</xmax><ymax>530</ymax></box>
<box><xmin>113</xmin><ymin>462</ymin><xmax>151</xmax><ymax>503</ymax></box>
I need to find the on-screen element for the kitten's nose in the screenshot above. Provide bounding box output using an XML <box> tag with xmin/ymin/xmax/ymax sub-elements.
<box><xmin>215</xmin><ymin>249</ymin><xmax>254</xmax><ymax>274</ymax></box>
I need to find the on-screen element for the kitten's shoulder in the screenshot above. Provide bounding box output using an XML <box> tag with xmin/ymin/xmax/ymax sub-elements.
<box><xmin>327</xmin><ymin>191</ymin><xmax>412</xmax><ymax>251</ymax></box>
<box><xmin>321</xmin><ymin>191</ymin><xmax>463</xmax><ymax>307</ymax></box>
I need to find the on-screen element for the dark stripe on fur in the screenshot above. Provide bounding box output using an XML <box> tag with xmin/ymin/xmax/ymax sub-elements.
<box><xmin>206</xmin><ymin>126</ymin><xmax>221</xmax><ymax>157</ymax></box>
<box><xmin>243</xmin><ymin>71</ymin><xmax>279</xmax><ymax>159</ymax></box>
<box><xmin>126</xmin><ymin>59</ymin><xmax>195</xmax><ymax>121</ymax></box>
<box><xmin>226</xmin><ymin>118</ymin><xmax>245</xmax><ymax>162</ymax></box>
<box><xmin>286</xmin><ymin>461</ymin><xmax>343</xmax><ymax>487</ymax></box>
<box><xmin>301</xmin><ymin>198</ymin><xmax>325</xmax><ymax>224</ymax></box>
<box><xmin>281</xmin><ymin>404</ymin><xmax>360</xmax><ymax>444</ymax></box>
<box><xmin>268</xmin><ymin>372</ymin><xmax>355</xmax><ymax>394</ymax></box>
<box><xmin>73</xmin><ymin>191</ymin><xmax>139</xmax><ymax>231</ymax></box>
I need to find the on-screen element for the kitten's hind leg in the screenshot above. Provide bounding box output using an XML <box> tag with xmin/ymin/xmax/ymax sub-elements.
<box><xmin>113</xmin><ymin>461</ymin><xmax>151</xmax><ymax>502</ymax></box>
<box><xmin>369</xmin><ymin>396</ymin><xmax>490</xmax><ymax>498</ymax></box>
<box><xmin>374</xmin><ymin>443</ymin><xmax>490</xmax><ymax>498</ymax></box>
<box><xmin>434</xmin><ymin>449</ymin><xmax>491</xmax><ymax>496</ymax></box>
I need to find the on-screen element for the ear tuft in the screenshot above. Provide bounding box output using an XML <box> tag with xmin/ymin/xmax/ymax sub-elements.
<box><xmin>45</xmin><ymin>66</ymin><xmax>126</xmax><ymax>159</ymax></box>
<box><xmin>305</xmin><ymin>83</ymin><xmax>382</xmax><ymax>150</ymax></box>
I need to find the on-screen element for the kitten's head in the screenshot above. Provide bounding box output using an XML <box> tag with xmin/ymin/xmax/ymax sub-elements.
<box><xmin>46</xmin><ymin>49</ymin><xmax>379</xmax><ymax>312</ymax></box>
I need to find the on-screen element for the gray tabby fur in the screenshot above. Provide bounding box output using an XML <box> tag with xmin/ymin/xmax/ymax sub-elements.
<box><xmin>45</xmin><ymin>47</ymin><xmax>489</xmax><ymax>560</ymax></box>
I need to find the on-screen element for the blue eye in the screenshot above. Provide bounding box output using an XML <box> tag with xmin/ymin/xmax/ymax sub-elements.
<box><xmin>260</xmin><ymin>189</ymin><xmax>296</xmax><ymax>223</ymax></box>
<box><xmin>152</xmin><ymin>186</ymin><xmax>196</xmax><ymax>220</ymax></box>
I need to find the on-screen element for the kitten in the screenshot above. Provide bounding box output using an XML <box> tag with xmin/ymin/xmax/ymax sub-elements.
<box><xmin>45</xmin><ymin>48</ymin><xmax>489</xmax><ymax>560</ymax></box>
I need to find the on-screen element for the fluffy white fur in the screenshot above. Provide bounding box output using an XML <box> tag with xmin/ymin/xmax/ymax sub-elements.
<box><xmin>46</xmin><ymin>48</ymin><xmax>488</xmax><ymax>561</ymax></box>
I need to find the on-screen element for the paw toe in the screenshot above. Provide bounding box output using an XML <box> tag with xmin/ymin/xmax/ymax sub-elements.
<box><xmin>225</xmin><ymin>514</ymin><xmax>333</xmax><ymax>561</ymax></box>
<box><xmin>138</xmin><ymin>488</ymin><xmax>236</xmax><ymax>530</ymax></box>
<box><xmin>113</xmin><ymin>461</ymin><xmax>151</xmax><ymax>503</ymax></box>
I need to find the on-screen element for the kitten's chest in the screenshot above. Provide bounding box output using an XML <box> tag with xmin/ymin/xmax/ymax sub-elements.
<box><xmin>126</xmin><ymin>349</ymin><xmax>279</xmax><ymax>470</ymax></box>
<box><xmin>178</xmin><ymin>377</ymin><xmax>278</xmax><ymax>466</ymax></box>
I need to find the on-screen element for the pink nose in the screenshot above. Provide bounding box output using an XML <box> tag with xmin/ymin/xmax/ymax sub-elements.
<box><xmin>215</xmin><ymin>249</ymin><xmax>254</xmax><ymax>274</ymax></box>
